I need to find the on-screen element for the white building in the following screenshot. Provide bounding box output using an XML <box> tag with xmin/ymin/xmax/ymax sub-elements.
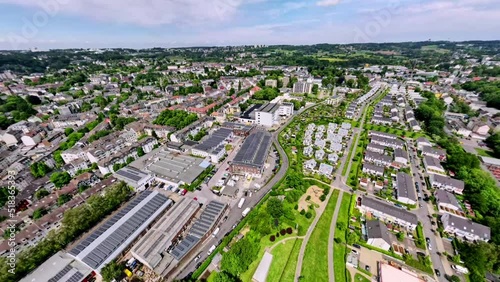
<box><xmin>441</xmin><ymin>213</ymin><xmax>490</xmax><ymax>242</ymax></box>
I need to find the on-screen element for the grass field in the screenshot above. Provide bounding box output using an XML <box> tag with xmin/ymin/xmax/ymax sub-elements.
<box><xmin>475</xmin><ymin>148</ymin><xmax>496</xmax><ymax>158</ymax></box>
<box><xmin>280</xmin><ymin>238</ymin><xmax>303</xmax><ymax>282</ymax></box>
<box><xmin>354</xmin><ymin>273</ymin><xmax>371</xmax><ymax>282</ymax></box>
<box><xmin>334</xmin><ymin>194</ymin><xmax>352</xmax><ymax>282</ymax></box>
<box><xmin>301</xmin><ymin>190</ymin><xmax>340</xmax><ymax>282</ymax></box>
<box><xmin>342</xmin><ymin>133</ymin><xmax>358</xmax><ymax>176</ymax></box>
<box><xmin>318</xmin><ymin>57</ymin><xmax>348</xmax><ymax>62</ymax></box>
<box><xmin>267</xmin><ymin>238</ymin><xmax>299</xmax><ymax>282</ymax></box>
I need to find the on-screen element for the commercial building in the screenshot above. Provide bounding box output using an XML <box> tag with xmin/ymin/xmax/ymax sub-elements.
<box><xmin>231</xmin><ymin>131</ymin><xmax>272</xmax><ymax>177</ymax></box>
<box><xmin>68</xmin><ymin>191</ymin><xmax>173</xmax><ymax>273</ymax></box>
<box><xmin>441</xmin><ymin>213</ymin><xmax>490</xmax><ymax>242</ymax></box>
<box><xmin>114</xmin><ymin>166</ymin><xmax>154</xmax><ymax>191</ymax></box>
<box><xmin>131</xmin><ymin>198</ymin><xmax>200</xmax><ymax>276</ymax></box>
<box><xmin>358</xmin><ymin>196</ymin><xmax>418</xmax><ymax>230</ymax></box>
<box><xmin>191</xmin><ymin>128</ymin><xmax>234</xmax><ymax>163</ymax></box>
<box><xmin>20</xmin><ymin>251</ymin><xmax>93</xmax><ymax>282</ymax></box>
<box><xmin>255</xmin><ymin>102</ymin><xmax>293</xmax><ymax>127</ymax></box>
<box><xmin>396</xmin><ymin>172</ymin><xmax>417</xmax><ymax>205</ymax></box>
<box><xmin>131</xmin><ymin>149</ymin><xmax>211</xmax><ymax>188</ymax></box>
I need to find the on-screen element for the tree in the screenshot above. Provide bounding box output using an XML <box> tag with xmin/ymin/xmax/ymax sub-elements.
<box><xmin>57</xmin><ymin>194</ymin><xmax>72</xmax><ymax>206</ymax></box>
<box><xmin>266</xmin><ymin>198</ymin><xmax>284</xmax><ymax>219</ymax></box>
<box><xmin>64</xmin><ymin>127</ymin><xmax>74</xmax><ymax>136</ymax></box>
<box><xmin>312</xmin><ymin>84</ymin><xmax>319</xmax><ymax>95</ymax></box>
<box><xmin>221</xmin><ymin>236</ymin><xmax>259</xmax><ymax>275</ymax></box>
<box><xmin>26</xmin><ymin>95</ymin><xmax>42</xmax><ymax>105</ymax></box>
<box><xmin>32</xmin><ymin>208</ymin><xmax>47</xmax><ymax>220</ymax></box>
<box><xmin>137</xmin><ymin>147</ymin><xmax>145</xmax><ymax>157</ymax></box>
<box><xmin>214</xmin><ymin>270</ymin><xmax>241</xmax><ymax>282</ymax></box>
<box><xmin>50</xmin><ymin>172</ymin><xmax>71</xmax><ymax>188</ymax></box>
<box><xmin>101</xmin><ymin>260</ymin><xmax>125</xmax><ymax>282</ymax></box>
<box><xmin>35</xmin><ymin>189</ymin><xmax>49</xmax><ymax>200</ymax></box>
<box><xmin>30</xmin><ymin>162</ymin><xmax>51</xmax><ymax>178</ymax></box>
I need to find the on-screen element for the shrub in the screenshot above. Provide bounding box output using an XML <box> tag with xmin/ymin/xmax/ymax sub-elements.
<box><xmin>320</xmin><ymin>195</ymin><xmax>326</xmax><ymax>202</ymax></box>
<box><xmin>294</xmin><ymin>204</ymin><xmax>298</xmax><ymax>210</ymax></box>
<box><xmin>286</xmin><ymin>227</ymin><xmax>293</xmax><ymax>234</ymax></box>
<box><xmin>305</xmin><ymin>212</ymin><xmax>312</xmax><ymax>219</ymax></box>
<box><xmin>300</xmin><ymin>209</ymin><xmax>305</xmax><ymax>215</ymax></box>
<box><xmin>270</xmin><ymin>235</ymin><xmax>276</xmax><ymax>242</ymax></box>
<box><xmin>280</xmin><ymin>229</ymin><xmax>286</xmax><ymax>236</ymax></box>
<box><xmin>276</xmin><ymin>233</ymin><xmax>280</xmax><ymax>237</ymax></box>
<box><xmin>334</xmin><ymin>237</ymin><xmax>342</xmax><ymax>243</ymax></box>
<box><xmin>306</xmin><ymin>195</ymin><xmax>311</xmax><ymax>201</ymax></box>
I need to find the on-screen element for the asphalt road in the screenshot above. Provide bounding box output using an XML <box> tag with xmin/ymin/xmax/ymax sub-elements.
<box><xmin>176</xmin><ymin>106</ymin><xmax>316</xmax><ymax>280</ymax></box>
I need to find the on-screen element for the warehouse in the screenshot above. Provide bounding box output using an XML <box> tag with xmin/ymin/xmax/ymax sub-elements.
<box><xmin>68</xmin><ymin>191</ymin><xmax>173</xmax><ymax>273</ymax></box>
<box><xmin>230</xmin><ymin>130</ymin><xmax>272</xmax><ymax>177</ymax></box>
<box><xmin>131</xmin><ymin>149</ymin><xmax>210</xmax><ymax>187</ymax></box>
<box><xmin>131</xmin><ymin>198</ymin><xmax>200</xmax><ymax>276</ymax></box>
<box><xmin>114</xmin><ymin>166</ymin><xmax>154</xmax><ymax>191</ymax></box>
<box><xmin>20</xmin><ymin>251</ymin><xmax>93</xmax><ymax>282</ymax></box>
<box><xmin>191</xmin><ymin>128</ymin><xmax>234</xmax><ymax>163</ymax></box>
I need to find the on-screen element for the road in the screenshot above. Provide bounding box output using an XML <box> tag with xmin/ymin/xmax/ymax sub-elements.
<box><xmin>176</xmin><ymin>105</ymin><xmax>314</xmax><ymax>280</ymax></box>
<box><xmin>406</xmin><ymin>139</ymin><xmax>451</xmax><ymax>281</ymax></box>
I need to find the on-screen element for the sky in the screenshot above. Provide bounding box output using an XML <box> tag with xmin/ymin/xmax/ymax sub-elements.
<box><xmin>0</xmin><ymin>0</ymin><xmax>499</xmax><ymax>50</ymax></box>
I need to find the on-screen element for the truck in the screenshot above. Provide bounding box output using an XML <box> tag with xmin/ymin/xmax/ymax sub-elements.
<box><xmin>452</xmin><ymin>265</ymin><xmax>469</xmax><ymax>274</ymax></box>
<box><xmin>242</xmin><ymin>207</ymin><xmax>251</xmax><ymax>217</ymax></box>
<box><xmin>207</xmin><ymin>245</ymin><xmax>216</xmax><ymax>255</ymax></box>
<box><xmin>238</xmin><ymin>198</ymin><xmax>246</xmax><ymax>209</ymax></box>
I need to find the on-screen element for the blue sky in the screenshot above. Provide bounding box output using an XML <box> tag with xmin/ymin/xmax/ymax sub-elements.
<box><xmin>0</xmin><ymin>0</ymin><xmax>499</xmax><ymax>50</ymax></box>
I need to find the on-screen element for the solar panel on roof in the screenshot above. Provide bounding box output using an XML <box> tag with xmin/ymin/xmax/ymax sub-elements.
<box><xmin>48</xmin><ymin>265</ymin><xmax>72</xmax><ymax>282</ymax></box>
<box><xmin>67</xmin><ymin>272</ymin><xmax>84</xmax><ymax>282</ymax></box>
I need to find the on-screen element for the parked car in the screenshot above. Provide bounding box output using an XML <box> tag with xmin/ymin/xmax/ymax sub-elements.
<box><xmin>353</xmin><ymin>244</ymin><xmax>361</xmax><ymax>249</ymax></box>
<box><xmin>435</xmin><ymin>269</ymin><xmax>441</xmax><ymax>276</ymax></box>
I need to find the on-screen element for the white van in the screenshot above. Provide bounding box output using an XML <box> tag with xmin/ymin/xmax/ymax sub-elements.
<box><xmin>207</xmin><ymin>245</ymin><xmax>216</xmax><ymax>255</ymax></box>
<box><xmin>212</xmin><ymin>227</ymin><xmax>220</xmax><ymax>238</ymax></box>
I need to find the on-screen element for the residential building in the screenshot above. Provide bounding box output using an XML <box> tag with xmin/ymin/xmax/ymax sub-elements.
<box><xmin>370</xmin><ymin>135</ymin><xmax>404</xmax><ymax>150</ymax></box>
<box><xmin>429</xmin><ymin>174</ymin><xmax>464</xmax><ymax>194</ymax></box>
<box><xmin>358</xmin><ymin>196</ymin><xmax>418</xmax><ymax>230</ymax></box>
<box><xmin>423</xmin><ymin>155</ymin><xmax>446</xmax><ymax>175</ymax></box>
<box><xmin>416</xmin><ymin>137</ymin><xmax>432</xmax><ymax>150</ymax></box>
<box><xmin>441</xmin><ymin>213</ymin><xmax>491</xmax><ymax>242</ymax></box>
<box><xmin>435</xmin><ymin>189</ymin><xmax>464</xmax><ymax>216</ymax></box>
<box><xmin>364</xmin><ymin>151</ymin><xmax>392</xmax><ymax>167</ymax></box>
<box><xmin>421</xmin><ymin>146</ymin><xmax>447</xmax><ymax>160</ymax></box>
<box><xmin>396</xmin><ymin>172</ymin><xmax>417</xmax><ymax>205</ymax></box>
<box><xmin>366</xmin><ymin>220</ymin><xmax>391</xmax><ymax>251</ymax></box>
<box><xmin>366</xmin><ymin>143</ymin><xmax>386</xmax><ymax>154</ymax></box>
<box><xmin>362</xmin><ymin>163</ymin><xmax>384</xmax><ymax>177</ymax></box>
<box><xmin>292</xmin><ymin>81</ymin><xmax>313</xmax><ymax>94</ymax></box>
<box><xmin>394</xmin><ymin>148</ymin><xmax>408</xmax><ymax>165</ymax></box>
<box><xmin>265</xmin><ymin>79</ymin><xmax>278</xmax><ymax>88</ymax></box>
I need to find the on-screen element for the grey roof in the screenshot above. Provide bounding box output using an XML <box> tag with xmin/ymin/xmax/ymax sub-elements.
<box><xmin>396</xmin><ymin>172</ymin><xmax>417</xmax><ymax>201</ymax></box>
<box><xmin>430</xmin><ymin>174</ymin><xmax>464</xmax><ymax>190</ymax></box>
<box><xmin>69</xmin><ymin>191</ymin><xmax>172</xmax><ymax>271</ymax></box>
<box><xmin>20</xmin><ymin>251</ymin><xmax>92</xmax><ymax>282</ymax></box>
<box><xmin>442</xmin><ymin>213</ymin><xmax>490</xmax><ymax>241</ymax></box>
<box><xmin>394</xmin><ymin>148</ymin><xmax>408</xmax><ymax>160</ymax></box>
<box><xmin>363</xmin><ymin>163</ymin><xmax>385</xmax><ymax>174</ymax></box>
<box><xmin>114</xmin><ymin>166</ymin><xmax>150</xmax><ymax>184</ymax></box>
<box><xmin>170</xmin><ymin>201</ymin><xmax>226</xmax><ymax>260</ymax></box>
<box><xmin>232</xmin><ymin>130</ymin><xmax>272</xmax><ymax>168</ymax></box>
<box><xmin>370</xmin><ymin>135</ymin><xmax>404</xmax><ymax>148</ymax></box>
<box><xmin>361</xmin><ymin>196</ymin><xmax>418</xmax><ymax>225</ymax></box>
<box><xmin>424</xmin><ymin>155</ymin><xmax>444</xmax><ymax>170</ymax></box>
<box><xmin>365</xmin><ymin>151</ymin><xmax>393</xmax><ymax>164</ymax></box>
<box><xmin>366</xmin><ymin>219</ymin><xmax>391</xmax><ymax>244</ymax></box>
<box><xmin>367</xmin><ymin>143</ymin><xmax>386</xmax><ymax>152</ymax></box>
<box><xmin>435</xmin><ymin>190</ymin><xmax>461</xmax><ymax>209</ymax></box>
<box><xmin>369</xmin><ymin>130</ymin><xmax>398</xmax><ymax>139</ymax></box>
<box><xmin>422</xmin><ymin>146</ymin><xmax>446</xmax><ymax>157</ymax></box>
<box><xmin>258</xmin><ymin>103</ymin><xmax>280</xmax><ymax>114</ymax></box>
<box><xmin>193</xmin><ymin>127</ymin><xmax>232</xmax><ymax>153</ymax></box>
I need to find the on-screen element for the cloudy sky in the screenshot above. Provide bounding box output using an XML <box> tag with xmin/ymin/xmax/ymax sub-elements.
<box><xmin>0</xmin><ymin>0</ymin><xmax>499</xmax><ymax>50</ymax></box>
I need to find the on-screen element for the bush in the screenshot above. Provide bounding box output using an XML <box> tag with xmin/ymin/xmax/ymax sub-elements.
<box><xmin>270</xmin><ymin>235</ymin><xmax>276</xmax><ymax>242</ymax></box>
<box><xmin>320</xmin><ymin>195</ymin><xmax>326</xmax><ymax>202</ymax></box>
<box><xmin>286</xmin><ymin>227</ymin><xmax>293</xmax><ymax>234</ymax></box>
<box><xmin>305</xmin><ymin>212</ymin><xmax>312</xmax><ymax>219</ymax></box>
<box><xmin>306</xmin><ymin>195</ymin><xmax>311</xmax><ymax>201</ymax></box>
<box><xmin>300</xmin><ymin>209</ymin><xmax>305</xmax><ymax>215</ymax></box>
<box><xmin>294</xmin><ymin>204</ymin><xmax>298</xmax><ymax>210</ymax></box>
<box><xmin>276</xmin><ymin>233</ymin><xmax>280</xmax><ymax>237</ymax></box>
<box><xmin>280</xmin><ymin>229</ymin><xmax>286</xmax><ymax>236</ymax></box>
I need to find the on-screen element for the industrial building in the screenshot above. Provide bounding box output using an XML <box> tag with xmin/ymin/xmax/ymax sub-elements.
<box><xmin>230</xmin><ymin>130</ymin><xmax>272</xmax><ymax>177</ymax></box>
<box><xmin>191</xmin><ymin>128</ymin><xmax>234</xmax><ymax>163</ymax></box>
<box><xmin>254</xmin><ymin>102</ymin><xmax>293</xmax><ymax>127</ymax></box>
<box><xmin>20</xmin><ymin>251</ymin><xmax>93</xmax><ymax>282</ymax></box>
<box><xmin>114</xmin><ymin>166</ymin><xmax>154</xmax><ymax>191</ymax></box>
<box><xmin>130</xmin><ymin>149</ymin><xmax>211</xmax><ymax>188</ymax></box>
<box><xmin>131</xmin><ymin>198</ymin><xmax>201</xmax><ymax>276</ymax></box>
<box><xmin>68</xmin><ymin>191</ymin><xmax>173</xmax><ymax>273</ymax></box>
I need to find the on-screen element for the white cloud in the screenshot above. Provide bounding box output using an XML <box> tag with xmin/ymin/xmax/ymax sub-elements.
<box><xmin>316</xmin><ymin>0</ymin><xmax>340</xmax><ymax>7</ymax></box>
<box><xmin>0</xmin><ymin>0</ymin><xmax>245</xmax><ymax>26</ymax></box>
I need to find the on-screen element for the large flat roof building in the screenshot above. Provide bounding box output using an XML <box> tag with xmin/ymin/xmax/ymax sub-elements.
<box><xmin>114</xmin><ymin>166</ymin><xmax>154</xmax><ymax>191</ymax></box>
<box><xmin>231</xmin><ymin>130</ymin><xmax>272</xmax><ymax>176</ymax></box>
<box><xmin>131</xmin><ymin>148</ymin><xmax>210</xmax><ymax>187</ymax></box>
<box><xmin>20</xmin><ymin>251</ymin><xmax>93</xmax><ymax>282</ymax></box>
<box><xmin>131</xmin><ymin>198</ymin><xmax>200</xmax><ymax>276</ymax></box>
<box><xmin>68</xmin><ymin>191</ymin><xmax>173</xmax><ymax>273</ymax></box>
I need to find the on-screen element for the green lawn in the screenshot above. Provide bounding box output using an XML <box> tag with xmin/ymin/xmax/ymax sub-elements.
<box><xmin>475</xmin><ymin>148</ymin><xmax>496</xmax><ymax>158</ymax></box>
<box><xmin>342</xmin><ymin>133</ymin><xmax>358</xmax><ymax>176</ymax></box>
<box><xmin>354</xmin><ymin>273</ymin><xmax>371</xmax><ymax>282</ymax></box>
<box><xmin>267</xmin><ymin>238</ymin><xmax>299</xmax><ymax>282</ymax></box>
<box><xmin>334</xmin><ymin>194</ymin><xmax>352</xmax><ymax>282</ymax></box>
<box><xmin>280</xmin><ymin>238</ymin><xmax>303</xmax><ymax>282</ymax></box>
<box><xmin>364</xmin><ymin>123</ymin><xmax>426</xmax><ymax>139</ymax></box>
<box><xmin>301</xmin><ymin>190</ymin><xmax>340</xmax><ymax>282</ymax></box>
